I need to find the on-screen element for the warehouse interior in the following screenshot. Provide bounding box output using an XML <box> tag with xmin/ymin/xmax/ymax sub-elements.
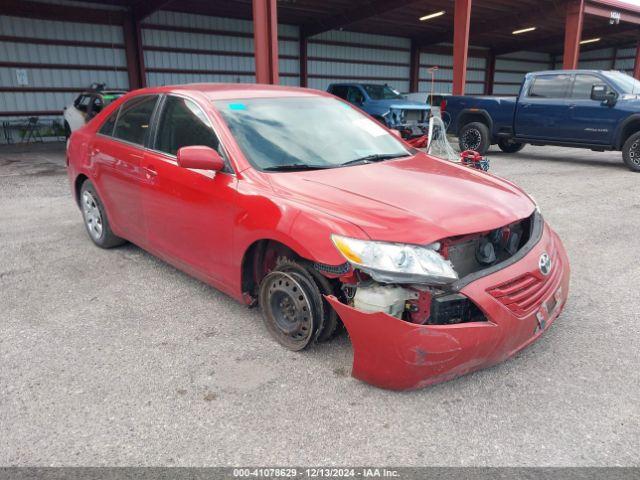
<box><xmin>2</xmin><ymin>0</ymin><xmax>640</xmax><ymax>143</ymax></box>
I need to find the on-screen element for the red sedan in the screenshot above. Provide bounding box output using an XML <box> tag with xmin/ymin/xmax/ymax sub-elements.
<box><xmin>66</xmin><ymin>84</ymin><xmax>570</xmax><ymax>390</ymax></box>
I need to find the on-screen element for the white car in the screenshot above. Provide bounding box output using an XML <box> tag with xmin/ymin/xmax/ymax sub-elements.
<box><xmin>63</xmin><ymin>87</ymin><xmax>126</xmax><ymax>138</ymax></box>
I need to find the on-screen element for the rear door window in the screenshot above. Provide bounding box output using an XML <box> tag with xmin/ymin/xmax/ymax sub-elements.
<box><xmin>528</xmin><ymin>74</ymin><xmax>571</xmax><ymax>98</ymax></box>
<box><xmin>113</xmin><ymin>95</ymin><xmax>158</xmax><ymax>146</ymax></box>
<box><xmin>329</xmin><ymin>85</ymin><xmax>349</xmax><ymax>100</ymax></box>
<box><xmin>346</xmin><ymin>86</ymin><xmax>365</xmax><ymax>103</ymax></box>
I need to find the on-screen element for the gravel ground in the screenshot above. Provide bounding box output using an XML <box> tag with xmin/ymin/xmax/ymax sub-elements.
<box><xmin>1</xmin><ymin>142</ymin><xmax>639</xmax><ymax>467</ymax></box>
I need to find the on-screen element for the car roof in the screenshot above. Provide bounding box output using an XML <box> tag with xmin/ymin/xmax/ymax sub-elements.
<box><xmin>127</xmin><ymin>83</ymin><xmax>329</xmax><ymax>101</ymax></box>
<box><xmin>529</xmin><ymin>69</ymin><xmax>610</xmax><ymax>75</ymax></box>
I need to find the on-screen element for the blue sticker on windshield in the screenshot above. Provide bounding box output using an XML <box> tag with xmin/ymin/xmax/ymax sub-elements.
<box><xmin>228</xmin><ymin>103</ymin><xmax>246</xmax><ymax>110</ymax></box>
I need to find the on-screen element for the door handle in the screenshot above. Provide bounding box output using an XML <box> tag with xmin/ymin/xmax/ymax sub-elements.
<box><xmin>568</xmin><ymin>104</ymin><xmax>577</xmax><ymax>109</ymax></box>
<box><xmin>143</xmin><ymin>165</ymin><xmax>158</xmax><ymax>178</ymax></box>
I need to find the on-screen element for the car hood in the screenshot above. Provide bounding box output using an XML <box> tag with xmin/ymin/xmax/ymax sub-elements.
<box><xmin>267</xmin><ymin>153</ymin><xmax>535</xmax><ymax>245</ymax></box>
<box><xmin>368</xmin><ymin>99</ymin><xmax>430</xmax><ymax>110</ymax></box>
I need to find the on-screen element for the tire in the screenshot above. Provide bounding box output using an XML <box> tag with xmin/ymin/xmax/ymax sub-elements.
<box><xmin>64</xmin><ymin>121</ymin><xmax>71</xmax><ymax>140</ymax></box>
<box><xmin>622</xmin><ymin>131</ymin><xmax>640</xmax><ymax>172</ymax></box>
<box><xmin>497</xmin><ymin>138</ymin><xmax>525</xmax><ymax>153</ymax></box>
<box><xmin>79</xmin><ymin>180</ymin><xmax>126</xmax><ymax>248</ymax></box>
<box><xmin>259</xmin><ymin>258</ymin><xmax>324</xmax><ymax>351</ymax></box>
<box><xmin>459</xmin><ymin>121</ymin><xmax>490</xmax><ymax>155</ymax></box>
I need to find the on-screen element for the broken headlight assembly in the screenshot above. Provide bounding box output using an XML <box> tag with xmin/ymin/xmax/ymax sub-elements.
<box><xmin>331</xmin><ymin>235</ymin><xmax>458</xmax><ymax>285</ymax></box>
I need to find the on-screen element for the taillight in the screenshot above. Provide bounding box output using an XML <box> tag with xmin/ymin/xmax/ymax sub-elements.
<box><xmin>440</xmin><ymin>99</ymin><xmax>447</xmax><ymax>113</ymax></box>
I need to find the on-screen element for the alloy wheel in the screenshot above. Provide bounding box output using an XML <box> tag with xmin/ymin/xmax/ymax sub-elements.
<box><xmin>82</xmin><ymin>191</ymin><xmax>103</xmax><ymax>241</ymax></box>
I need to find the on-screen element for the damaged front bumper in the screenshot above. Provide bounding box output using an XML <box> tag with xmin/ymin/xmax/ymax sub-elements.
<box><xmin>326</xmin><ymin>222</ymin><xmax>570</xmax><ymax>390</ymax></box>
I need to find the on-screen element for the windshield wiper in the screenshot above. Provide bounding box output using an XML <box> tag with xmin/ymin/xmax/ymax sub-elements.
<box><xmin>341</xmin><ymin>153</ymin><xmax>408</xmax><ymax>167</ymax></box>
<box><xmin>262</xmin><ymin>163</ymin><xmax>334</xmax><ymax>172</ymax></box>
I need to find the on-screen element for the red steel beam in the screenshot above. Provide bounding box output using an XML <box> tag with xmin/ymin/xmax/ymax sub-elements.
<box><xmin>122</xmin><ymin>13</ymin><xmax>145</xmax><ymax>89</ymax></box>
<box><xmin>299</xmin><ymin>36</ymin><xmax>308</xmax><ymax>88</ymax></box>
<box><xmin>563</xmin><ymin>0</ymin><xmax>585</xmax><ymax>69</ymax></box>
<box><xmin>634</xmin><ymin>40</ymin><xmax>640</xmax><ymax>79</ymax></box>
<box><xmin>252</xmin><ymin>0</ymin><xmax>279</xmax><ymax>85</ymax></box>
<box><xmin>409</xmin><ymin>41</ymin><xmax>421</xmax><ymax>93</ymax></box>
<box><xmin>452</xmin><ymin>0</ymin><xmax>472</xmax><ymax>95</ymax></box>
<box><xmin>484</xmin><ymin>50</ymin><xmax>496</xmax><ymax>95</ymax></box>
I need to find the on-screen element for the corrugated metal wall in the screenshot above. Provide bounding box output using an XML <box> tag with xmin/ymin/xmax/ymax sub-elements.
<box><xmin>494</xmin><ymin>51</ymin><xmax>552</xmax><ymax>95</ymax></box>
<box><xmin>552</xmin><ymin>44</ymin><xmax>637</xmax><ymax>74</ymax></box>
<box><xmin>142</xmin><ymin>11</ymin><xmax>300</xmax><ymax>87</ymax></box>
<box><xmin>418</xmin><ymin>46</ymin><xmax>487</xmax><ymax>94</ymax></box>
<box><xmin>307</xmin><ymin>31</ymin><xmax>411</xmax><ymax>92</ymax></box>
<box><xmin>0</xmin><ymin>15</ymin><xmax>128</xmax><ymax>120</ymax></box>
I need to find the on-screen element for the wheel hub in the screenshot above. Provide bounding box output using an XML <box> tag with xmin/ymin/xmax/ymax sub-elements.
<box><xmin>82</xmin><ymin>191</ymin><xmax>103</xmax><ymax>240</ymax></box>
<box><xmin>264</xmin><ymin>272</ymin><xmax>313</xmax><ymax>339</ymax></box>
<box><xmin>631</xmin><ymin>141</ymin><xmax>640</xmax><ymax>166</ymax></box>
<box><xmin>463</xmin><ymin>129</ymin><xmax>481</xmax><ymax>150</ymax></box>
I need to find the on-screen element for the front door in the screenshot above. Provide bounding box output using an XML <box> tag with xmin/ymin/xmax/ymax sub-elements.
<box><xmin>140</xmin><ymin>95</ymin><xmax>238</xmax><ymax>284</ymax></box>
<box><xmin>565</xmin><ymin>73</ymin><xmax>621</xmax><ymax>144</ymax></box>
<box><xmin>515</xmin><ymin>73</ymin><xmax>572</xmax><ymax>141</ymax></box>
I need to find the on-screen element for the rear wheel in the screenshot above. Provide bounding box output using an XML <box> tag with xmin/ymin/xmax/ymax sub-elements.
<box><xmin>497</xmin><ymin>137</ymin><xmax>525</xmax><ymax>153</ymax></box>
<box><xmin>79</xmin><ymin>180</ymin><xmax>126</xmax><ymax>248</ymax></box>
<box><xmin>622</xmin><ymin>131</ymin><xmax>640</xmax><ymax>172</ymax></box>
<box><xmin>459</xmin><ymin>122</ymin><xmax>490</xmax><ymax>155</ymax></box>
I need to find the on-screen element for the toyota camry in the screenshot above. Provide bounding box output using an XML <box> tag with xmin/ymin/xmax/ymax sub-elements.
<box><xmin>66</xmin><ymin>84</ymin><xmax>570</xmax><ymax>390</ymax></box>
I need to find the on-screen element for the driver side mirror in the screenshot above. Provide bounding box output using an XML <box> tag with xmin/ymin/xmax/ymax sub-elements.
<box><xmin>591</xmin><ymin>84</ymin><xmax>616</xmax><ymax>105</ymax></box>
<box><xmin>177</xmin><ymin>145</ymin><xmax>225</xmax><ymax>171</ymax></box>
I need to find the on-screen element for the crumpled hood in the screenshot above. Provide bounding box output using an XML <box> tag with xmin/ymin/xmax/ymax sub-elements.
<box><xmin>267</xmin><ymin>153</ymin><xmax>535</xmax><ymax>245</ymax></box>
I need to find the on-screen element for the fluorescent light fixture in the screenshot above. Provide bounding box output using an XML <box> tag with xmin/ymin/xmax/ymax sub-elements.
<box><xmin>580</xmin><ymin>37</ymin><xmax>601</xmax><ymax>44</ymax></box>
<box><xmin>512</xmin><ymin>26</ymin><xmax>536</xmax><ymax>35</ymax></box>
<box><xmin>419</xmin><ymin>10</ymin><xmax>445</xmax><ymax>21</ymax></box>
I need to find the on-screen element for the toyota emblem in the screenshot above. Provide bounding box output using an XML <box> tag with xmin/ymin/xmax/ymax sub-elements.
<box><xmin>539</xmin><ymin>253</ymin><xmax>552</xmax><ymax>276</ymax></box>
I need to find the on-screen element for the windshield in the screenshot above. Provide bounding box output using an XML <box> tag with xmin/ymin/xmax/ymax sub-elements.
<box><xmin>213</xmin><ymin>97</ymin><xmax>410</xmax><ymax>171</ymax></box>
<box><xmin>362</xmin><ymin>84</ymin><xmax>403</xmax><ymax>100</ymax></box>
<box><xmin>603</xmin><ymin>71</ymin><xmax>640</xmax><ymax>94</ymax></box>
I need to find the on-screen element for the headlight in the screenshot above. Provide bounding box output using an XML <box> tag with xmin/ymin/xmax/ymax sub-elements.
<box><xmin>332</xmin><ymin>235</ymin><xmax>458</xmax><ymax>285</ymax></box>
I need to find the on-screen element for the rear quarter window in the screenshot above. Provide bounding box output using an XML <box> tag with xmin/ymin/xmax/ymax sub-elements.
<box><xmin>112</xmin><ymin>96</ymin><xmax>158</xmax><ymax>146</ymax></box>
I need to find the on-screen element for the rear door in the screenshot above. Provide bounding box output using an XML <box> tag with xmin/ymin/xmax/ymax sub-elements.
<box><xmin>566</xmin><ymin>73</ymin><xmax>621</xmax><ymax>144</ymax></box>
<box><xmin>88</xmin><ymin>95</ymin><xmax>158</xmax><ymax>243</ymax></box>
<box><xmin>515</xmin><ymin>73</ymin><xmax>572</xmax><ymax>140</ymax></box>
<box><xmin>141</xmin><ymin>94</ymin><xmax>238</xmax><ymax>282</ymax></box>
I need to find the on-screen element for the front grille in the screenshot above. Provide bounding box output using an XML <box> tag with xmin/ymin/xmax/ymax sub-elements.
<box><xmin>487</xmin><ymin>237</ymin><xmax>561</xmax><ymax>317</ymax></box>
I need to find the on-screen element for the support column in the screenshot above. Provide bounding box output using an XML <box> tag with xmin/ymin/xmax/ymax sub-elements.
<box><xmin>484</xmin><ymin>50</ymin><xmax>495</xmax><ymax>95</ymax></box>
<box><xmin>252</xmin><ymin>0</ymin><xmax>279</xmax><ymax>84</ymax></box>
<box><xmin>562</xmin><ymin>0</ymin><xmax>584</xmax><ymax>69</ymax></box>
<box><xmin>299</xmin><ymin>35</ymin><xmax>308</xmax><ymax>87</ymax></box>
<box><xmin>122</xmin><ymin>13</ymin><xmax>145</xmax><ymax>89</ymax></box>
<box><xmin>452</xmin><ymin>0</ymin><xmax>472</xmax><ymax>95</ymax></box>
<box><xmin>409</xmin><ymin>41</ymin><xmax>420</xmax><ymax>92</ymax></box>
<box><xmin>634</xmin><ymin>40</ymin><xmax>640</xmax><ymax>80</ymax></box>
